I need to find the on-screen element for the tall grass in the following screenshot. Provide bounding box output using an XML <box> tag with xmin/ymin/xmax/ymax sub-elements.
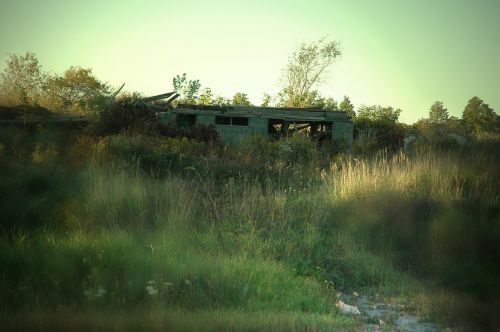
<box><xmin>77</xmin><ymin>164</ymin><xmax>200</xmax><ymax>231</ymax></box>
<box><xmin>1</xmin><ymin>127</ymin><xmax>499</xmax><ymax>329</ymax></box>
<box><xmin>327</xmin><ymin>147</ymin><xmax>498</xmax><ymax>203</ymax></box>
<box><xmin>323</xmin><ymin>146</ymin><xmax>500</xmax><ymax>327</ymax></box>
<box><xmin>0</xmin><ymin>146</ymin><xmax>356</xmax><ymax>330</ymax></box>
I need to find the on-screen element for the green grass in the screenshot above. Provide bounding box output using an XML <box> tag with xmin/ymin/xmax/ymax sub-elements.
<box><xmin>2</xmin><ymin>310</ymin><xmax>357</xmax><ymax>332</ymax></box>
<box><xmin>0</xmin><ymin>129</ymin><xmax>499</xmax><ymax>330</ymax></box>
<box><xmin>0</xmin><ymin>230</ymin><xmax>337</xmax><ymax>313</ymax></box>
<box><xmin>322</xmin><ymin>146</ymin><xmax>500</xmax><ymax>327</ymax></box>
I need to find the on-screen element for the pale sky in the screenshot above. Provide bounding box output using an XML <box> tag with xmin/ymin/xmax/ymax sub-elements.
<box><xmin>1</xmin><ymin>0</ymin><xmax>499</xmax><ymax>123</ymax></box>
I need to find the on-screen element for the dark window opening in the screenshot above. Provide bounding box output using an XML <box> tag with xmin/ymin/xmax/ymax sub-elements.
<box><xmin>215</xmin><ymin>116</ymin><xmax>248</xmax><ymax>126</ymax></box>
<box><xmin>215</xmin><ymin>116</ymin><xmax>231</xmax><ymax>125</ymax></box>
<box><xmin>232</xmin><ymin>117</ymin><xmax>248</xmax><ymax>126</ymax></box>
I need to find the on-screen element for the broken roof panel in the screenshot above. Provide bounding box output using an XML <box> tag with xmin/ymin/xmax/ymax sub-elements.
<box><xmin>174</xmin><ymin>105</ymin><xmax>352</xmax><ymax>122</ymax></box>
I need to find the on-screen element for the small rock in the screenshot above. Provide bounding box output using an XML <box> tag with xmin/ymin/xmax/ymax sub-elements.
<box><xmin>336</xmin><ymin>300</ymin><xmax>361</xmax><ymax>315</ymax></box>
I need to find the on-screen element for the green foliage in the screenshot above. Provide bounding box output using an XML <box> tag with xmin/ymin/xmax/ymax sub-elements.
<box><xmin>1</xmin><ymin>126</ymin><xmax>499</xmax><ymax>329</ymax></box>
<box><xmin>94</xmin><ymin>135</ymin><xmax>217</xmax><ymax>176</ymax></box>
<box><xmin>173</xmin><ymin>73</ymin><xmax>201</xmax><ymax>104</ymax></box>
<box><xmin>428</xmin><ymin>101</ymin><xmax>448</xmax><ymax>124</ymax></box>
<box><xmin>353</xmin><ymin>117</ymin><xmax>405</xmax><ymax>151</ymax></box>
<box><xmin>413</xmin><ymin>114</ymin><xmax>470</xmax><ymax>149</ymax></box>
<box><xmin>338</xmin><ymin>96</ymin><xmax>355</xmax><ymax>118</ymax></box>
<box><xmin>462</xmin><ymin>96</ymin><xmax>499</xmax><ymax>135</ymax></box>
<box><xmin>213</xmin><ymin>95</ymin><xmax>231</xmax><ymax>105</ymax></box>
<box><xmin>0</xmin><ymin>165</ymin><xmax>343</xmax><ymax>316</ymax></box>
<box><xmin>41</xmin><ymin>66</ymin><xmax>110</xmax><ymax>114</ymax></box>
<box><xmin>280</xmin><ymin>134</ymin><xmax>319</xmax><ymax>164</ymax></box>
<box><xmin>357</xmin><ymin>105</ymin><xmax>401</xmax><ymax>123</ymax></box>
<box><xmin>0</xmin><ymin>52</ymin><xmax>45</xmax><ymax>106</ymax></box>
<box><xmin>231</xmin><ymin>92</ymin><xmax>252</xmax><ymax>106</ymax></box>
<box><xmin>0</xmin><ymin>127</ymin><xmax>83</xmax><ymax>232</ymax></box>
<box><xmin>0</xmin><ymin>231</ymin><xmax>346</xmax><ymax>329</ymax></box>
<box><xmin>197</xmin><ymin>87</ymin><xmax>214</xmax><ymax>105</ymax></box>
<box><xmin>90</xmin><ymin>96</ymin><xmax>161</xmax><ymax>136</ymax></box>
<box><xmin>0</xmin><ymin>53</ymin><xmax>111</xmax><ymax>116</ymax></box>
<box><xmin>325</xmin><ymin>148</ymin><xmax>500</xmax><ymax>325</ymax></box>
<box><xmin>2</xmin><ymin>49</ymin><xmax>500</xmax><ymax>329</ymax></box>
<box><xmin>319</xmin><ymin>97</ymin><xmax>338</xmax><ymax>112</ymax></box>
<box><xmin>277</xmin><ymin>88</ymin><xmax>323</xmax><ymax>108</ymax></box>
<box><xmin>239</xmin><ymin>134</ymin><xmax>320</xmax><ymax>168</ymax></box>
<box><xmin>278</xmin><ymin>39</ymin><xmax>341</xmax><ymax>107</ymax></box>
<box><xmin>260</xmin><ymin>93</ymin><xmax>272</xmax><ymax>107</ymax></box>
<box><xmin>5</xmin><ymin>310</ymin><xmax>355</xmax><ymax>331</ymax></box>
<box><xmin>171</xmin><ymin>83</ymin><xmax>253</xmax><ymax>107</ymax></box>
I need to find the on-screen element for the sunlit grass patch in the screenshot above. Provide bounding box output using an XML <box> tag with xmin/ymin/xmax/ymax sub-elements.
<box><xmin>325</xmin><ymin>148</ymin><xmax>499</xmax><ymax>203</ymax></box>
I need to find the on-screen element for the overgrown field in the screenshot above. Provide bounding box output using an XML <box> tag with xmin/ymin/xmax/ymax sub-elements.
<box><xmin>0</xmin><ymin>127</ymin><xmax>499</xmax><ymax>331</ymax></box>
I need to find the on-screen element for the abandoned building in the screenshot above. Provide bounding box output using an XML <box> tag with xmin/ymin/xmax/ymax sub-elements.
<box><xmin>158</xmin><ymin>104</ymin><xmax>353</xmax><ymax>145</ymax></box>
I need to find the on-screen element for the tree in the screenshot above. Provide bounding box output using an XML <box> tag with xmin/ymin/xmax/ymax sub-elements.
<box><xmin>0</xmin><ymin>52</ymin><xmax>45</xmax><ymax>106</ymax></box>
<box><xmin>277</xmin><ymin>88</ymin><xmax>326</xmax><ymax>108</ymax></box>
<box><xmin>232</xmin><ymin>92</ymin><xmax>252</xmax><ymax>106</ymax></box>
<box><xmin>429</xmin><ymin>101</ymin><xmax>448</xmax><ymax>124</ymax></box>
<box><xmin>261</xmin><ymin>93</ymin><xmax>272</xmax><ymax>107</ymax></box>
<box><xmin>462</xmin><ymin>96</ymin><xmax>498</xmax><ymax>135</ymax></box>
<box><xmin>197</xmin><ymin>87</ymin><xmax>213</xmax><ymax>105</ymax></box>
<box><xmin>42</xmin><ymin>66</ymin><xmax>109</xmax><ymax>113</ymax></box>
<box><xmin>338</xmin><ymin>96</ymin><xmax>355</xmax><ymax>118</ymax></box>
<box><xmin>172</xmin><ymin>73</ymin><xmax>200</xmax><ymax>103</ymax></box>
<box><xmin>213</xmin><ymin>95</ymin><xmax>230</xmax><ymax>105</ymax></box>
<box><xmin>277</xmin><ymin>39</ymin><xmax>341</xmax><ymax>107</ymax></box>
<box><xmin>321</xmin><ymin>97</ymin><xmax>338</xmax><ymax>112</ymax></box>
<box><xmin>357</xmin><ymin>105</ymin><xmax>401</xmax><ymax>123</ymax></box>
<box><xmin>355</xmin><ymin>105</ymin><xmax>404</xmax><ymax>150</ymax></box>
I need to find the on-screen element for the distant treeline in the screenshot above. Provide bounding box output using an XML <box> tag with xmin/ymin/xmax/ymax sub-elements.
<box><xmin>1</xmin><ymin>48</ymin><xmax>499</xmax><ymax>149</ymax></box>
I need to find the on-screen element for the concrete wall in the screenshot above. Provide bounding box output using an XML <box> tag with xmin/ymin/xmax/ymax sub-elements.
<box><xmin>196</xmin><ymin>115</ymin><xmax>215</xmax><ymax>126</ymax></box>
<box><xmin>249</xmin><ymin>117</ymin><xmax>268</xmax><ymax>134</ymax></box>
<box><xmin>214</xmin><ymin>116</ymin><xmax>268</xmax><ymax>145</ymax></box>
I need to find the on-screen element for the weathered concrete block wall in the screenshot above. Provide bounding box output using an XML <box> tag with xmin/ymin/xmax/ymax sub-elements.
<box><xmin>213</xmin><ymin>117</ymin><xmax>268</xmax><ymax>145</ymax></box>
<box><xmin>249</xmin><ymin>117</ymin><xmax>268</xmax><ymax>134</ymax></box>
<box><xmin>215</xmin><ymin>125</ymin><xmax>253</xmax><ymax>145</ymax></box>
<box><xmin>196</xmin><ymin>115</ymin><xmax>215</xmax><ymax>126</ymax></box>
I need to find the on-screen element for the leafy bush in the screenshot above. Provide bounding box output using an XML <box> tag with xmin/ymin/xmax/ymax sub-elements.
<box><xmin>353</xmin><ymin>118</ymin><xmax>405</xmax><ymax>152</ymax></box>
<box><xmin>90</xmin><ymin>98</ymin><xmax>162</xmax><ymax>136</ymax></box>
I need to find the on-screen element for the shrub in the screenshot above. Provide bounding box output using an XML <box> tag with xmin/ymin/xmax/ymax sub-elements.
<box><xmin>90</xmin><ymin>99</ymin><xmax>162</xmax><ymax>136</ymax></box>
<box><xmin>353</xmin><ymin>118</ymin><xmax>405</xmax><ymax>152</ymax></box>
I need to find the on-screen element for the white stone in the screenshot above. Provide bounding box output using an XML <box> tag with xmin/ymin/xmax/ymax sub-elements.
<box><xmin>336</xmin><ymin>300</ymin><xmax>361</xmax><ymax>315</ymax></box>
